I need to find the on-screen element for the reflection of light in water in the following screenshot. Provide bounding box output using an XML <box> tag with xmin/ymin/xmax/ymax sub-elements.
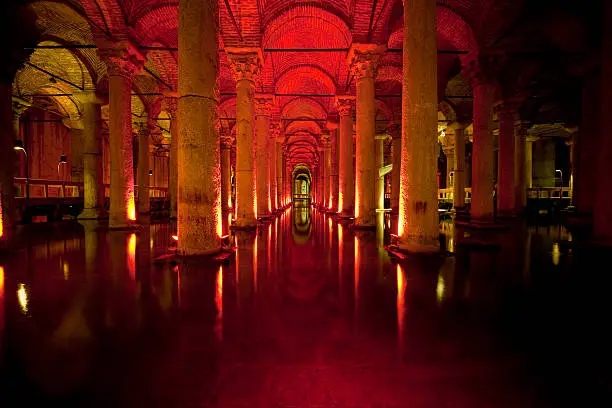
<box><xmin>215</xmin><ymin>265</ymin><xmax>223</xmax><ymax>341</ymax></box>
<box><xmin>18</xmin><ymin>283</ymin><xmax>28</xmax><ymax>314</ymax></box>
<box><xmin>552</xmin><ymin>243</ymin><xmax>561</xmax><ymax>266</ymax></box>
<box><xmin>174</xmin><ymin>265</ymin><xmax>181</xmax><ymax>307</ymax></box>
<box><xmin>354</xmin><ymin>236</ymin><xmax>359</xmax><ymax>304</ymax></box>
<box><xmin>63</xmin><ymin>262</ymin><xmax>70</xmax><ymax>280</ymax></box>
<box><xmin>436</xmin><ymin>273</ymin><xmax>445</xmax><ymax>304</ymax></box>
<box><xmin>253</xmin><ymin>235</ymin><xmax>258</xmax><ymax>294</ymax></box>
<box><xmin>150</xmin><ymin>237</ymin><xmax>154</xmax><ymax>250</ymax></box>
<box><xmin>397</xmin><ymin>264</ymin><xmax>406</xmax><ymax>351</ymax></box>
<box><xmin>128</xmin><ymin>233</ymin><xmax>137</xmax><ymax>280</ymax></box>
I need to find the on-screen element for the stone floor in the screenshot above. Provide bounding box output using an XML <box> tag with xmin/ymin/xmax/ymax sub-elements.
<box><xmin>1</xmin><ymin>207</ymin><xmax>611</xmax><ymax>407</ymax></box>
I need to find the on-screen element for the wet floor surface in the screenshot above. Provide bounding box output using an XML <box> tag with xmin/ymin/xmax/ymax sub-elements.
<box><xmin>1</xmin><ymin>207</ymin><xmax>612</xmax><ymax>407</ymax></box>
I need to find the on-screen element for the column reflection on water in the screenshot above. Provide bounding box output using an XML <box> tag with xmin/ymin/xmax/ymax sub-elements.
<box><xmin>396</xmin><ymin>264</ymin><xmax>407</xmax><ymax>356</ymax></box>
<box><xmin>0</xmin><ymin>266</ymin><xmax>4</xmax><ymax>355</ymax></box>
<box><xmin>215</xmin><ymin>265</ymin><xmax>223</xmax><ymax>342</ymax></box>
<box><xmin>235</xmin><ymin>230</ymin><xmax>257</xmax><ymax>309</ymax></box>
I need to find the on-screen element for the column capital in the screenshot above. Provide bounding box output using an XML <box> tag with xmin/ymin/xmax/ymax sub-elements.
<box><xmin>336</xmin><ymin>95</ymin><xmax>355</xmax><ymax>116</ymax></box>
<box><xmin>270</xmin><ymin>121</ymin><xmax>282</xmax><ymax>139</ymax></box>
<box><xmin>462</xmin><ymin>53</ymin><xmax>501</xmax><ymax>88</ymax></box>
<box><xmin>388</xmin><ymin>123</ymin><xmax>401</xmax><ymax>139</ymax></box>
<box><xmin>162</xmin><ymin>91</ymin><xmax>179</xmax><ymax>118</ymax></box>
<box><xmin>12</xmin><ymin>97</ymin><xmax>31</xmax><ymax>117</ymax></box>
<box><xmin>226</xmin><ymin>48</ymin><xmax>263</xmax><ymax>83</ymax></box>
<box><xmin>448</xmin><ymin>121</ymin><xmax>469</xmax><ymax>132</ymax></box>
<box><xmin>220</xmin><ymin>135</ymin><xmax>234</xmax><ymax>149</ymax></box>
<box><xmin>99</xmin><ymin>41</ymin><xmax>145</xmax><ymax>80</ymax></box>
<box><xmin>375</xmin><ymin>133</ymin><xmax>390</xmax><ymax>141</ymax></box>
<box><xmin>494</xmin><ymin>99</ymin><xmax>523</xmax><ymax>117</ymax></box>
<box><xmin>254</xmin><ymin>93</ymin><xmax>275</xmax><ymax>117</ymax></box>
<box><xmin>347</xmin><ymin>44</ymin><xmax>385</xmax><ymax>80</ymax></box>
<box><xmin>151</xmin><ymin>128</ymin><xmax>164</xmax><ymax>144</ymax></box>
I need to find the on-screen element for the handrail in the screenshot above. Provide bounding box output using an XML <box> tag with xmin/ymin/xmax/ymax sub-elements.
<box><xmin>15</xmin><ymin>178</ymin><xmax>169</xmax><ymax>199</ymax></box>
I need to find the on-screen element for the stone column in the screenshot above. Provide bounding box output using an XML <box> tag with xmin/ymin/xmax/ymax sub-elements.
<box><xmin>254</xmin><ymin>94</ymin><xmax>273</xmax><ymax>219</ymax></box>
<box><xmin>78</xmin><ymin>92</ymin><xmax>105</xmax><ymax>219</ymax></box>
<box><xmin>221</xmin><ymin>135</ymin><xmax>233</xmax><ymax>213</ymax></box>
<box><xmin>163</xmin><ymin>93</ymin><xmax>179</xmax><ymax>219</ymax></box>
<box><xmin>227</xmin><ymin>49</ymin><xmax>262</xmax><ymax>228</ymax></box>
<box><xmin>322</xmin><ymin>135</ymin><xmax>331</xmax><ymax>209</ymax></box>
<box><xmin>136</xmin><ymin>120</ymin><xmax>151</xmax><ymax>214</ymax></box>
<box><xmin>276</xmin><ymin>137</ymin><xmax>284</xmax><ymax>208</ymax></box>
<box><xmin>337</xmin><ymin>96</ymin><xmax>355</xmax><ymax>215</ymax></box>
<box><xmin>525</xmin><ymin>136</ymin><xmax>537</xmax><ymax>189</ymax></box>
<box><xmin>101</xmin><ymin>42</ymin><xmax>144</xmax><ymax>228</ymax></box>
<box><xmin>269</xmin><ymin>122</ymin><xmax>280</xmax><ymax>212</ymax></box>
<box><xmin>348</xmin><ymin>44</ymin><xmax>384</xmax><ymax>227</ymax></box>
<box><xmin>443</xmin><ymin>146</ymin><xmax>454</xmax><ymax>190</ymax></box>
<box><xmin>497</xmin><ymin>102</ymin><xmax>519</xmax><ymax>215</ymax></box>
<box><xmin>466</xmin><ymin>62</ymin><xmax>496</xmax><ymax>222</ymax></box>
<box><xmin>594</xmin><ymin>0</ymin><xmax>612</xmax><ymax>242</ymax></box>
<box><xmin>398</xmin><ymin>0</ymin><xmax>439</xmax><ymax>252</ymax></box>
<box><xmin>375</xmin><ymin>134</ymin><xmax>386</xmax><ymax>209</ymax></box>
<box><xmin>514</xmin><ymin>121</ymin><xmax>530</xmax><ymax>211</ymax></box>
<box><xmin>389</xmin><ymin>124</ymin><xmax>401</xmax><ymax>213</ymax></box>
<box><xmin>450</xmin><ymin>122</ymin><xmax>466</xmax><ymax>209</ymax></box>
<box><xmin>177</xmin><ymin>0</ymin><xmax>221</xmax><ymax>254</ymax></box>
<box><xmin>328</xmin><ymin>122</ymin><xmax>339</xmax><ymax>213</ymax></box>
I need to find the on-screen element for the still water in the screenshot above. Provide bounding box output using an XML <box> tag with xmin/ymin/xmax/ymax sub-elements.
<box><xmin>1</xmin><ymin>207</ymin><xmax>611</xmax><ymax>407</ymax></box>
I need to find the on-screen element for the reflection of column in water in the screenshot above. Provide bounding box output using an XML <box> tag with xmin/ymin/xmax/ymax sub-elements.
<box><xmin>397</xmin><ymin>264</ymin><xmax>407</xmax><ymax>356</ymax></box>
<box><xmin>215</xmin><ymin>265</ymin><xmax>223</xmax><ymax>341</ymax></box>
<box><xmin>436</xmin><ymin>256</ymin><xmax>455</xmax><ymax>305</ymax></box>
<box><xmin>235</xmin><ymin>230</ymin><xmax>256</xmax><ymax>308</ymax></box>
<box><xmin>0</xmin><ymin>266</ymin><xmax>4</xmax><ymax>354</ymax></box>
<box><xmin>353</xmin><ymin>235</ymin><xmax>360</xmax><ymax>328</ymax></box>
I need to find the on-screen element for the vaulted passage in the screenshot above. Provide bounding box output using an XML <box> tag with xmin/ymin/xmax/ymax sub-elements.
<box><xmin>1</xmin><ymin>0</ymin><xmax>612</xmax><ymax>405</ymax></box>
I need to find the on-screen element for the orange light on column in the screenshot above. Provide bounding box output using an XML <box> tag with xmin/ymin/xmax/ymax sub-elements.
<box><xmin>128</xmin><ymin>194</ymin><xmax>136</xmax><ymax>221</ymax></box>
<box><xmin>127</xmin><ymin>233</ymin><xmax>136</xmax><ymax>280</ymax></box>
<box><xmin>0</xmin><ymin>266</ymin><xmax>4</xmax><ymax>332</ymax></box>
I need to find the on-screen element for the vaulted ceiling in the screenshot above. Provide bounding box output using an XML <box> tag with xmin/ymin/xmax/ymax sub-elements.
<box><xmin>13</xmin><ymin>0</ymin><xmax>603</xmax><ymax>167</ymax></box>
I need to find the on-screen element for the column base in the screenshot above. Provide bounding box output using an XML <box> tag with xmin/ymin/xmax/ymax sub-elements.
<box><xmin>78</xmin><ymin>208</ymin><xmax>107</xmax><ymax>220</ymax></box>
<box><xmin>176</xmin><ymin>246</ymin><xmax>223</xmax><ymax>258</ymax></box>
<box><xmin>337</xmin><ymin>211</ymin><xmax>354</xmax><ymax>220</ymax></box>
<box><xmin>232</xmin><ymin>217</ymin><xmax>258</xmax><ymax>230</ymax></box>
<box><xmin>109</xmin><ymin>222</ymin><xmax>139</xmax><ymax>230</ymax></box>
<box><xmin>397</xmin><ymin>236</ymin><xmax>440</xmax><ymax>254</ymax></box>
<box><xmin>354</xmin><ymin>213</ymin><xmax>376</xmax><ymax>228</ymax></box>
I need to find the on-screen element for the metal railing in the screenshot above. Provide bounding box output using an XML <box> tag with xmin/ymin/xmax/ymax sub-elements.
<box><xmin>15</xmin><ymin>178</ymin><xmax>168</xmax><ymax>200</ymax></box>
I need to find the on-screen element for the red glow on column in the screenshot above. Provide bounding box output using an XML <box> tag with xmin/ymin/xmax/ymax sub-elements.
<box><xmin>397</xmin><ymin>264</ymin><xmax>406</xmax><ymax>354</ymax></box>
<box><xmin>215</xmin><ymin>265</ymin><xmax>223</xmax><ymax>341</ymax></box>
<box><xmin>0</xmin><ymin>266</ymin><xmax>4</xmax><ymax>334</ymax></box>
<box><xmin>128</xmin><ymin>195</ymin><xmax>136</xmax><ymax>221</ymax></box>
<box><xmin>127</xmin><ymin>233</ymin><xmax>136</xmax><ymax>280</ymax></box>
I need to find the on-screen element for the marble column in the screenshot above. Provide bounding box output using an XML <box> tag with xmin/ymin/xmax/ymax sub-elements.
<box><xmin>329</xmin><ymin>123</ymin><xmax>339</xmax><ymax>213</ymax></box>
<box><xmin>0</xmin><ymin>92</ymin><xmax>22</xmax><ymax>238</ymax></box>
<box><xmin>375</xmin><ymin>134</ymin><xmax>386</xmax><ymax>209</ymax></box>
<box><xmin>227</xmin><ymin>49</ymin><xmax>262</xmax><ymax>228</ymax></box>
<box><xmin>221</xmin><ymin>136</ymin><xmax>233</xmax><ymax>213</ymax></box>
<box><xmin>269</xmin><ymin>122</ymin><xmax>280</xmax><ymax>212</ymax></box>
<box><xmin>398</xmin><ymin>0</ymin><xmax>439</xmax><ymax>252</ymax></box>
<box><xmin>254</xmin><ymin>94</ymin><xmax>273</xmax><ymax>219</ymax></box>
<box><xmin>525</xmin><ymin>136</ymin><xmax>537</xmax><ymax>190</ymax></box>
<box><xmin>451</xmin><ymin>122</ymin><xmax>466</xmax><ymax>209</ymax></box>
<box><xmin>514</xmin><ymin>121</ymin><xmax>530</xmax><ymax>211</ymax></box>
<box><xmin>337</xmin><ymin>96</ymin><xmax>355</xmax><ymax>215</ymax></box>
<box><xmin>78</xmin><ymin>92</ymin><xmax>105</xmax><ymax>219</ymax></box>
<box><xmin>348</xmin><ymin>44</ymin><xmax>384</xmax><ymax>227</ymax></box>
<box><xmin>594</xmin><ymin>0</ymin><xmax>612</xmax><ymax>243</ymax></box>
<box><xmin>163</xmin><ymin>93</ymin><xmax>179</xmax><ymax>219</ymax></box>
<box><xmin>322</xmin><ymin>135</ymin><xmax>331</xmax><ymax>210</ymax></box>
<box><xmin>466</xmin><ymin>65</ymin><xmax>496</xmax><ymax>222</ymax></box>
<box><xmin>497</xmin><ymin>102</ymin><xmax>519</xmax><ymax>215</ymax></box>
<box><xmin>389</xmin><ymin>124</ymin><xmax>401</xmax><ymax>213</ymax></box>
<box><xmin>101</xmin><ymin>42</ymin><xmax>144</xmax><ymax>228</ymax></box>
<box><xmin>276</xmin><ymin>137</ymin><xmax>284</xmax><ymax>208</ymax></box>
<box><xmin>177</xmin><ymin>0</ymin><xmax>221</xmax><ymax>254</ymax></box>
<box><xmin>443</xmin><ymin>146</ymin><xmax>454</xmax><ymax>190</ymax></box>
<box><xmin>136</xmin><ymin>120</ymin><xmax>151</xmax><ymax>214</ymax></box>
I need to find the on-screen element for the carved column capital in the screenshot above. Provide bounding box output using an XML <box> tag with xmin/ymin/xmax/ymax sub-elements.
<box><xmin>270</xmin><ymin>121</ymin><xmax>282</xmax><ymax>139</ymax></box>
<box><xmin>254</xmin><ymin>94</ymin><xmax>275</xmax><ymax>117</ymax></box>
<box><xmin>220</xmin><ymin>135</ymin><xmax>234</xmax><ymax>149</ymax></box>
<box><xmin>462</xmin><ymin>53</ymin><xmax>502</xmax><ymax>88</ymax></box>
<box><xmin>347</xmin><ymin>44</ymin><xmax>385</xmax><ymax>80</ymax></box>
<box><xmin>99</xmin><ymin>41</ymin><xmax>145</xmax><ymax>81</ymax></box>
<box><xmin>162</xmin><ymin>91</ymin><xmax>179</xmax><ymax>118</ymax></box>
<box><xmin>336</xmin><ymin>95</ymin><xmax>355</xmax><ymax>116</ymax></box>
<box><xmin>226</xmin><ymin>48</ymin><xmax>263</xmax><ymax>83</ymax></box>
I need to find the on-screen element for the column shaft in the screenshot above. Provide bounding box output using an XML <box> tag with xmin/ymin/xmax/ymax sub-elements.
<box><xmin>355</xmin><ymin>74</ymin><xmax>376</xmax><ymax>225</ymax></box>
<box><xmin>324</xmin><ymin>142</ymin><xmax>331</xmax><ymax>209</ymax></box>
<box><xmin>470</xmin><ymin>81</ymin><xmax>496</xmax><ymax>221</ymax></box>
<box><xmin>254</xmin><ymin>102</ymin><xmax>271</xmax><ymax>218</ymax></box>
<box><xmin>221</xmin><ymin>141</ymin><xmax>232</xmax><ymax>212</ymax></box>
<box><xmin>137</xmin><ymin>123</ymin><xmax>150</xmax><ymax>214</ymax></box>
<box><xmin>497</xmin><ymin>105</ymin><xmax>517</xmax><ymax>214</ymax></box>
<box><xmin>398</xmin><ymin>0</ymin><xmax>439</xmax><ymax>252</ymax></box>
<box><xmin>269</xmin><ymin>132</ymin><xmax>277</xmax><ymax>211</ymax></box>
<box><xmin>375</xmin><ymin>136</ymin><xmax>385</xmax><ymax>209</ymax></box>
<box><xmin>177</xmin><ymin>0</ymin><xmax>221</xmax><ymax>254</ymax></box>
<box><xmin>337</xmin><ymin>99</ymin><xmax>354</xmax><ymax>215</ymax></box>
<box><xmin>79</xmin><ymin>96</ymin><xmax>104</xmax><ymax>219</ymax></box>
<box><xmin>330</xmin><ymin>128</ymin><xmax>339</xmax><ymax>212</ymax></box>
<box><xmin>164</xmin><ymin>95</ymin><xmax>179</xmax><ymax>219</ymax></box>
<box><xmin>0</xmin><ymin>84</ymin><xmax>16</xmax><ymax>237</ymax></box>
<box><xmin>108</xmin><ymin>68</ymin><xmax>136</xmax><ymax>227</ymax></box>
<box><xmin>276</xmin><ymin>140</ymin><xmax>283</xmax><ymax>207</ymax></box>
<box><xmin>514</xmin><ymin>122</ymin><xmax>528</xmax><ymax>211</ymax></box>
<box><xmin>453</xmin><ymin>126</ymin><xmax>466</xmax><ymax>209</ymax></box>
<box><xmin>391</xmin><ymin>128</ymin><xmax>401</xmax><ymax>212</ymax></box>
